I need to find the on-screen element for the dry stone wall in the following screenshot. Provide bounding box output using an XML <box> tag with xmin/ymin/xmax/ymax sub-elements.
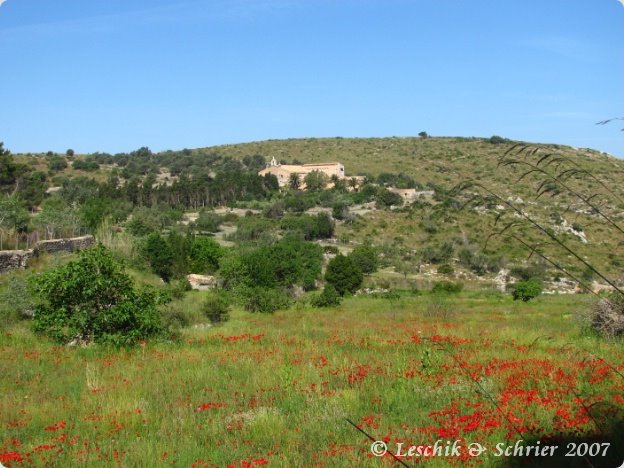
<box><xmin>0</xmin><ymin>250</ymin><xmax>33</xmax><ymax>272</ymax></box>
<box><xmin>36</xmin><ymin>235</ymin><xmax>95</xmax><ymax>254</ymax></box>
<box><xmin>0</xmin><ymin>235</ymin><xmax>95</xmax><ymax>273</ymax></box>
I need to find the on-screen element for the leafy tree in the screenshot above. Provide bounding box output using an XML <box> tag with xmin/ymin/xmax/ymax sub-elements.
<box><xmin>418</xmin><ymin>131</ymin><xmax>429</xmax><ymax>139</ymax></box>
<box><xmin>19</xmin><ymin>171</ymin><xmax>48</xmax><ymax>209</ymax></box>
<box><xmin>289</xmin><ymin>173</ymin><xmax>301</xmax><ymax>190</ymax></box>
<box><xmin>142</xmin><ymin>233</ymin><xmax>174</xmax><ymax>282</ymax></box>
<box><xmin>31</xmin><ymin>244</ymin><xmax>163</xmax><ymax>346</ymax></box>
<box><xmin>325</xmin><ymin>254</ymin><xmax>363</xmax><ymax>295</ymax></box>
<box><xmin>304</xmin><ymin>170</ymin><xmax>328</xmax><ymax>191</ymax></box>
<box><xmin>314</xmin><ymin>212</ymin><xmax>335</xmax><ymax>239</ymax></box>
<box><xmin>59</xmin><ymin>176</ymin><xmax>99</xmax><ymax>204</ymax></box>
<box><xmin>349</xmin><ymin>244</ymin><xmax>378</xmax><ymax>274</ymax></box>
<box><xmin>166</xmin><ymin>230</ymin><xmax>193</xmax><ymax>278</ymax></box>
<box><xmin>352</xmin><ymin>183</ymin><xmax>377</xmax><ymax>203</ymax></box>
<box><xmin>190</xmin><ymin>236</ymin><xmax>223</xmax><ymax>274</ymax></box>
<box><xmin>512</xmin><ymin>278</ymin><xmax>542</xmax><ymax>302</ymax></box>
<box><xmin>218</xmin><ymin>251</ymin><xmax>249</xmax><ymax>289</ymax></box>
<box><xmin>33</xmin><ymin>197</ymin><xmax>80</xmax><ymax>239</ymax></box>
<box><xmin>80</xmin><ymin>198</ymin><xmax>115</xmax><ymax>232</ymax></box>
<box><xmin>0</xmin><ymin>142</ymin><xmax>27</xmax><ymax>194</ymax></box>
<box><xmin>66</xmin><ymin>149</ymin><xmax>75</xmax><ymax>157</ymax></box>
<box><xmin>375</xmin><ymin>187</ymin><xmax>403</xmax><ymax>208</ymax></box>
<box><xmin>0</xmin><ymin>196</ymin><xmax>29</xmax><ymax>233</ymax></box>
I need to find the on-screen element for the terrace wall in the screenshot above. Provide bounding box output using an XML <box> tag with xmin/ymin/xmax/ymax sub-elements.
<box><xmin>0</xmin><ymin>235</ymin><xmax>95</xmax><ymax>273</ymax></box>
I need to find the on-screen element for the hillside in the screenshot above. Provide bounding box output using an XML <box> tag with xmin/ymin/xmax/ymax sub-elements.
<box><xmin>6</xmin><ymin>136</ymin><xmax>624</xmax><ymax>288</ymax></box>
<box><xmin>203</xmin><ymin>137</ymin><xmax>624</xmax><ymax>284</ymax></box>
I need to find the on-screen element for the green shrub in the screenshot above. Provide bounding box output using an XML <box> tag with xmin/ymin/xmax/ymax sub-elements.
<box><xmin>72</xmin><ymin>159</ymin><xmax>100</xmax><ymax>171</ymax></box>
<box><xmin>31</xmin><ymin>244</ymin><xmax>163</xmax><ymax>346</ymax></box>
<box><xmin>349</xmin><ymin>244</ymin><xmax>378</xmax><ymax>274</ymax></box>
<box><xmin>202</xmin><ymin>294</ymin><xmax>231</xmax><ymax>324</ymax></box>
<box><xmin>0</xmin><ymin>276</ymin><xmax>35</xmax><ymax>329</ymax></box>
<box><xmin>375</xmin><ymin>187</ymin><xmax>403</xmax><ymax>208</ymax></box>
<box><xmin>512</xmin><ymin>278</ymin><xmax>542</xmax><ymax>302</ymax></box>
<box><xmin>311</xmin><ymin>284</ymin><xmax>342</xmax><ymax>308</ymax></box>
<box><xmin>280</xmin><ymin>213</ymin><xmax>334</xmax><ymax>240</ymax></box>
<box><xmin>510</xmin><ymin>263</ymin><xmax>546</xmax><ymax>281</ymax></box>
<box><xmin>241</xmin><ymin>287</ymin><xmax>290</xmax><ymax>313</ymax></box>
<box><xmin>190</xmin><ymin>237</ymin><xmax>223</xmax><ymax>274</ymax></box>
<box><xmin>431</xmin><ymin>281</ymin><xmax>464</xmax><ymax>294</ymax></box>
<box><xmin>195</xmin><ymin>211</ymin><xmax>222</xmax><ymax>232</ymax></box>
<box><xmin>325</xmin><ymin>254</ymin><xmax>363</xmax><ymax>296</ymax></box>
<box><xmin>141</xmin><ymin>232</ymin><xmax>174</xmax><ymax>282</ymax></box>
<box><xmin>332</xmin><ymin>202</ymin><xmax>349</xmax><ymax>220</ymax></box>
<box><xmin>437</xmin><ymin>264</ymin><xmax>455</xmax><ymax>275</ymax></box>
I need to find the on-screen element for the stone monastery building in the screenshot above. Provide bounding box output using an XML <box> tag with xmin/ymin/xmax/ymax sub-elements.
<box><xmin>258</xmin><ymin>157</ymin><xmax>346</xmax><ymax>187</ymax></box>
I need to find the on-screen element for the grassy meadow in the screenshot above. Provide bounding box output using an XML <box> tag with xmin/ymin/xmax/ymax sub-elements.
<box><xmin>2</xmin><ymin>292</ymin><xmax>623</xmax><ymax>467</ymax></box>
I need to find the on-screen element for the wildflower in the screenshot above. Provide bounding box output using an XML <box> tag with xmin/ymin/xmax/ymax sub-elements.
<box><xmin>44</xmin><ymin>420</ymin><xmax>66</xmax><ymax>431</ymax></box>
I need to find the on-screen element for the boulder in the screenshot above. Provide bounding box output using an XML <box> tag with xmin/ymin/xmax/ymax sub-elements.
<box><xmin>187</xmin><ymin>274</ymin><xmax>217</xmax><ymax>291</ymax></box>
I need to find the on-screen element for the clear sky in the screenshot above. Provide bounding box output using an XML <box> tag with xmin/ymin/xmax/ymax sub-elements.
<box><xmin>0</xmin><ymin>0</ymin><xmax>622</xmax><ymax>156</ymax></box>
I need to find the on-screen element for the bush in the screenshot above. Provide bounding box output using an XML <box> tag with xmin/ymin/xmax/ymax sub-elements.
<box><xmin>311</xmin><ymin>284</ymin><xmax>342</xmax><ymax>308</ymax></box>
<box><xmin>48</xmin><ymin>156</ymin><xmax>67</xmax><ymax>172</ymax></box>
<box><xmin>325</xmin><ymin>254</ymin><xmax>363</xmax><ymax>296</ymax></box>
<box><xmin>190</xmin><ymin>237</ymin><xmax>223</xmax><ymax>274</ymax></box>
<box><xmin>202</xmin><ymin>294</ymin><xmax>231</xmax><ymax>324</ymax></box>
<box><xmin>195</xmin><ymin>211</ymin><xmax>222</xmax><ymax>232</ymax></box>
<box><xmin>590</xmin><ymin>293</ymin><xmax>624</xmax><ymax>338</ymax></box>
<box><xmin>512</xmin><ymin>278</ymin><xmax>542</xmax><ymax>302</ymax></box>
<box><xmin>72</xmin><ymin>159</ymin><xmax>100</xmax><ymax>171</ymax></box>
<box><xmin>349</xmin><ymin>244</ymin><xmax>378</xmax><ymax>274</ymax></box>
<box><xmin>488</xmin><ymin>135</ymin><xmax>508</xmax><ymax>145</ymax></box>
<box><xmin>375</xmin><ymin>187</ymin><xmax>403</xmax><ymax>208</ymax></box>
<box><xmin>31</xmin><ymin>244</ymin><xmax>163</xmax><ymax>346</ymax></box>
<box><xmin>241</xmin><ymin>287</ymin><xmax>290</xmax><ymax>313</ymax></box>
<box><xmin>141</xmin><ymin>233</ymin><xmax>174</xmax><ymax>282</ymax></box>
<box><xmin>280</xmin><ymin>213</ymin><xmax>334</xmax><ymax>240</ymax></box>
<box><xmin>431</xmin><ymin>281</ymin><xmax>464</xmax><ymax>294</ymax></box>
<box><xmin>332</xmin><ymin>202</ymin><xmax>349</xmax><ymax>220</ymax></box>
<box><xmin>509</xmin><ymin>263</ymin><xmax>546</xmax><ymax>281</ymax></box>
<box><xmin>0</xmin><ymin>276</ymin><xmax>35</xmax><ymax>329</ymax></box>
<box><xmin>437</xmin><ymin>264</ymin><xmax>455</xmax><ymax>275</ymax></box>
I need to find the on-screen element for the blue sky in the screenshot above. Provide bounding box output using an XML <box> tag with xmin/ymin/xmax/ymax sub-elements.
<box><xmin>0</xmin><ymin>0</ymin><xmax>622</xmax><ymax>156</ymax></box>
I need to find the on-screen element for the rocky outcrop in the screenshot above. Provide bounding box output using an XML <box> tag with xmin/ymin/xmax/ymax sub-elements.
<box><xmin>187</xmin><ymin>274</ymin><xmax>218</xmax><ymax>290</ymax></box>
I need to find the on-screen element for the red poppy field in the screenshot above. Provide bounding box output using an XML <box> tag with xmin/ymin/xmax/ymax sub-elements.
<box><xmin>1</xmin><ymin>292</ymin><xmax>623</xmax><ymax>467</ymax></box>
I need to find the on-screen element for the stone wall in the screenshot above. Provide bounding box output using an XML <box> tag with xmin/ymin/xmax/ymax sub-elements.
<box><xmin>0</xmin><ymin>250</ymin><xmax>34</xmax><ymax>273</ymax></box>
<box><xmin>35</xmin><ymin>235</ymin><xmax>95</xmax><ymax>254</ymax></box>
<box><xmin>0</xmin><ymin>235</ymin><xmax>96</xmax><ymax>273</ymax></box>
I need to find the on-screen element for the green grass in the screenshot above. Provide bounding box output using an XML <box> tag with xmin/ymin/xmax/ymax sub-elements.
<box><xmin>2</xmin><ymin>293</ymin><xmax>623</xmax><ymax>467</ymax></box>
